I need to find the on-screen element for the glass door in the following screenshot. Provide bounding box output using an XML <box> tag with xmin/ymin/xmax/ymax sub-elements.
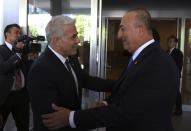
<box><xmin>182</xmin><ymin>19</ymin><xmax>191</xmax><ymax>105</ymax></box>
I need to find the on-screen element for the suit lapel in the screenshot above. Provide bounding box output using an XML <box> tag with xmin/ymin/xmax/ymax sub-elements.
<box><xmin>44</xmin><ymin>47</ymin><xmax>70</xmax><ymax>74</ymax></box>
<box><xmin>2</xmin><ymin>44</ymin><xmax>14</xmax><ymax>57</ymax></box>
<box><xmin>170</xmin><ymin>48</ymin><xmax>175</xmax><ymax>56</ymax></box>
<box><xmin>112</xmin><ymin>42</ymin><xmax>158</xmax><ymax>97</ymax></box>
<box><xmin>68</xmin><ymin>56</ymin><xmax>82</xmax><ymax>100</ymax></box>
<box><xmin>44</xmin><ymin>47</ymin><xmax>79</xmax><ymax>99</ymax></box>
<box><xmin>112</xmin><ymin>60</ymin><xmax>137</xmax><ymax>94</ymax></box>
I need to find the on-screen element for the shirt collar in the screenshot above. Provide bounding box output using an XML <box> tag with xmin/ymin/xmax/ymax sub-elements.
<box><xmin>132</xmin><ymin>39</ymin><xmax>155</xmax><ymax>61</ymax></box>
<box><xmin>169</xmin><ymin>47</ymin><xmax>175</xmax><ymax>54</ymax></box>
<box><xmin>5</xmin><ymin>41</ymin><xmax>13</xmax><ymax>51</ymax></box>
<box><xmin>48</xmin><ymin>45</ymin><xmax>68</xmax><ymax>64</ymax></box>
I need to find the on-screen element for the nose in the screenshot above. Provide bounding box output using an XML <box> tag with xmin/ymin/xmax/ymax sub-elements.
<box><xmin>76</xmin><ymin>37</ymin><xmax>80</xmax><ymax>44</ymax></box>
<box><xmin>117</xmin><ymin>29</ymin><xmax>122</xmax><ymax>39</ymax></box>
<box><xmin>17</xmin><ymin>33</ymin><xmax>21</xmax><ymax>38</ymax></box>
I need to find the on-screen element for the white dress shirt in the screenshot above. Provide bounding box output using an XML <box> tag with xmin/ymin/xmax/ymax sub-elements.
<box><xmin>131</xmin><ymin>39</ymin><xmax>155</xmax><ymax>61</ymax></box>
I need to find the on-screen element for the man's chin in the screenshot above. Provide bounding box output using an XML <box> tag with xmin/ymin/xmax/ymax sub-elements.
<box><xmin>71</xmin><ymin>50</ymin><xmax>77</xmax><ymax>56</ymax></box>
<box><xmin>123</xmin><ymin>45</ymin><xmax>129</xmax><ymax>50</ymax></box>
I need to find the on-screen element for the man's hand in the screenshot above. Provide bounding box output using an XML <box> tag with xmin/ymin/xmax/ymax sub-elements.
<box><xmin>16</xmin><ymin>42</ymin><xmax>25</xmax><ymax>49</ymax></box>
<box><xmin>15</xmin><ymin>42</ymin><xmax>25</xmax><ymax>56</ymax></box>
<box><xmin>0</xmin><ymin>115</ymin><xmax>3</xmax><ymax>128</ymax></box>
<box><xmin>91</xmin><ymin>102</ymin><xmax>106</xmax><ymax>108</ymax></box>
<box><xmin>42</xmin><ymin>104</ymin><xmax>70</xmax><ymax>130</ymax></box>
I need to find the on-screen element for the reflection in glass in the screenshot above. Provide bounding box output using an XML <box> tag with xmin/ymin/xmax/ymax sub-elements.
<box><xmin>182</xmin><ymin>19</ymin><xmax>191</xmax><ymax>105</ymax></box>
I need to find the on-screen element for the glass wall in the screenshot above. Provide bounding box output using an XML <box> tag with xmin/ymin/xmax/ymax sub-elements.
<box><xmin>182</xmin><ymin>19</ymin><xmax>191</xmax><ymax>105</ymax></box>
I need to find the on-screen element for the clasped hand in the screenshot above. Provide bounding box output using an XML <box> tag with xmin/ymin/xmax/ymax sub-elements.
<box><xmin>42</xmin><ymin>104</ymin><xmax>70</xmax><ymax>130</ymax></box>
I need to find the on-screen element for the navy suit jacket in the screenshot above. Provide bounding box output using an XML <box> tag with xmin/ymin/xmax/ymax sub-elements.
<box><xmin>28</xmin><ymin>47</ymin><xmax>114</xmax><ymax>131</ymax></box>
<box><xmin>74</xmin><ymin>42</ymin><xmax>179</xmax><ymax>131</ymax></box>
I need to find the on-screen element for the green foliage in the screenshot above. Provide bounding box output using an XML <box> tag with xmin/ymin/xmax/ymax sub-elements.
<box><xmin>29</xmin><ymin>25</ymin><xmax>38</xmax><ymax>37</ymax></box>
<box><xmin>73</xmin><ymin>15</ymin><xmax>90</xmax><ymax>41</ymax></box>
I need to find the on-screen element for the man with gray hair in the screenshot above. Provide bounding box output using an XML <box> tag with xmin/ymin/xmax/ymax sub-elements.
<box><xmin>27</xmin><ymin>15</ymin><xmax>114</xmax><ymax>131</ymax></box>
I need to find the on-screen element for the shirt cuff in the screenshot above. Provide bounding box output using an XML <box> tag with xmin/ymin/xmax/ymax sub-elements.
<box><xmin>102</xmin><ymin>101</ymin><xmax>108</xmax><ymax>106</ymax></box>
<box><xmin>69</xmin><ymin>111</ymin><xmax>76</xmax><ymax>128</ymax></box>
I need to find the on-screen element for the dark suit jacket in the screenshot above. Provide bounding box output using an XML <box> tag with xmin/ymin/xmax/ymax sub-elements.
<box><xmin>74</xmin><ymin>42</ymin><xmax>179</xmax><ymax>131</ymax></box>
<box><xmin>0</xmin><ymin>44</ymin><xmax>29</xmax><ymax>108</ymax></box>
<box><xmin>27</xmin><ymin>47</ymin><xmax>114</xmax><ymax>131</ymax></box>
<box><xmin>170</xmin><ymin>48</ymin><xmax>183</xmax><ymax>77</ymax></box>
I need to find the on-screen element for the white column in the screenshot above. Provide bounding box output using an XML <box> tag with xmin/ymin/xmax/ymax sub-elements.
<box><xmin>0</xmin><ymin>0</ymin><xmax>19</xmax><ymax>45</ymax></box>
<box><xmin>0</xmin><ymin>0</ymin><xmax>27</xmax><ymax>45</ymax></box>
<box><xmin>19</xmin><ymin>0</ymin><xmax>28</xmax><ymax>34</ymax></box>
<box><xmin>0</xmin><ymin>0</ymin><xmax>4</xmax><ymax>44</ymax></box>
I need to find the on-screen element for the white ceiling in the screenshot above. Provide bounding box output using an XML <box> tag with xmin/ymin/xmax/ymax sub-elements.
<box><xmin>28</xmin><ymin>0</ymin><xmax>191</xmax><ymax>14</ymax></box>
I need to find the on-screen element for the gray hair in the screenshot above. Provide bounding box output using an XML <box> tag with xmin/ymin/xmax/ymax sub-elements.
<box><xmin>45</xmin><ymin>15</ymin><xmax>75</xmax><ymax>44</ymax></box>
<box><xmin>129</xmin><ymin>8</ymin><xmax>152</xmax><ymax>34</ymax></box>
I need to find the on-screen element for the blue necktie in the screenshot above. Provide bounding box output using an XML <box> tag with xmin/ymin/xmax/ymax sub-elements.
<box><xmin>128</xmin><ymin>57</ymin><xmax>133</xmax><ymax>67</ymax></box>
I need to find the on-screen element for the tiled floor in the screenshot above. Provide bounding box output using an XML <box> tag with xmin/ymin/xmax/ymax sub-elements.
<box><xmin>172</xmin><ymin>111</ymin><xmax>191</xmax><ymax>131</ymax></box>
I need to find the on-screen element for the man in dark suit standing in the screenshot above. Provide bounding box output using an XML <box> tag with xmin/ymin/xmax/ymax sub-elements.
<box><xmin>167</xmin><ymin>35</ymin><xmax>183</xmax><ymax>115</ymax></box>
<box><xmin>0</xmin><ymin>24</ymin><xmax>30</xmax><ymax>131</ymax></box>
<box><xmin>27</xmin><ymin>16</ymin><xmax>114</xmax><ymax>131</ymax></box>
<box><xmin>41</xmin><ymin>9</ymin><xmax>179</xmax><ymax>131</ymax></box>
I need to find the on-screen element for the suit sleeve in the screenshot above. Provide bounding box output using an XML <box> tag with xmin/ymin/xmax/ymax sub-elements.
<box><xmin>27</xmin><ymin>65</ymin><xmax>59</xmax><ymax>130</ymax></box>
<box><xmin>28</xmin><ymin>65</ymin><xmax>60</xmax><ymax>113</ymax></box>
<box><xmin>82</xmin><ymin>71</ymin><xmax>115</xmax><ymax>92</ymax></box>
<box><xmin>0</xmin><ymin>53</ymin><xmax>21</xmax><ymax>74</ymax></box>
<box><xmin>73</xmin><ymin>59</ymin><xmax>179</xmax><ymax>129</ymax></box>
<box><xmin>0</xmin><ymin>51</ymin><xmax>22</xmax><ymax>107</ymax></box>
<box><xmin>71</xmin><ymin>56</ymin><xmax>115</xmax><ymax>92</ymax></box>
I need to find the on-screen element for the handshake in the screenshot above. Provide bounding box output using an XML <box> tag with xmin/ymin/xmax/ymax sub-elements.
<box><xmin>42</xmin><ymin>102</ymin><xmax>106</xmax><ymax>130</ymax></box>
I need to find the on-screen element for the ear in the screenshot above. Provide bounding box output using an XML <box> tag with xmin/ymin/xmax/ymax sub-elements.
<box><xmin>5</xmin><ymin>32</ymin><xmax>9</xmax><ymax>39</ymax></box>
<box><xmin>52</xmin><ymin>36</ymin><xmax>59</xmax><ymax>43</ymax></box>
<box><xmin>136</xmin><ymin>23</ymin><xmax>145</xmax><ymax>37</ymax></box>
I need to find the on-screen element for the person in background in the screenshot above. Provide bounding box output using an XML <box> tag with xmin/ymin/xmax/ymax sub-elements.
<box><xmin>152</xmin><ymin>27</ymin><xmax>160</xmax><ymax>42</ymax></box>
<box><xmin>0</xmin><ymin>24</ymin><xmax>32</xmax><ymax>131</ymax></box>
<box><xmin>167</xmin><ymin>35</ymin><xmax>183</xmax><ymax>115</ymax></box>
<box><xmin>41</xmin><ymin>8</ymin><xmax>179</xmax><ymax>131</ymax></box>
